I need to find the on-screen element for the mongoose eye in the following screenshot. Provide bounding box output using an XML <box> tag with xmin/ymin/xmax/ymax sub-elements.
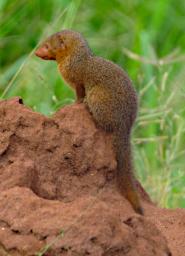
<box><xmin>56</xmin><ymin>36</ymin><xmax>65</xmax><ymax>50</ymax></box>
<box><xmin>45</xmin><ymin>43</ymin><xmax>49</xmax><ymax>49</ymax></box>
<box><xmin>55</xmin><ymin>33</ymin><xmax>65</xmax><ymax>46</ymax></box>
<box><xmin>59</xmin><ymin>38</ymin><xmax>64</xmax><ymax>45</ymax></box>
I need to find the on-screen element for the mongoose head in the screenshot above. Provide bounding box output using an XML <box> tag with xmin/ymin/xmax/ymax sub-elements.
<box><xmin>35</xmin><ymin>30</ymin><xmax>92</xmax><ymax>61</ymax></box>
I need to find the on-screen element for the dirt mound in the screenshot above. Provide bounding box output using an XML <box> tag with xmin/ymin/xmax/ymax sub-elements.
<box><xmin>0</xmin><ymin>97</ymin><xmax>184</xmax><ymax>256</ymax></box>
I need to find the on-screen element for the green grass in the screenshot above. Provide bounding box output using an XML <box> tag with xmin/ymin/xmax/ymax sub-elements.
<box><xmin>0</xmin><ymin>0</ymin><xmax>185</xmax><ymax>208</ymax></box>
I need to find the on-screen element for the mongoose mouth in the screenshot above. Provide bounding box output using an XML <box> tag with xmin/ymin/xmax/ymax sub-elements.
<box><xmin>35</xmin><ymin>46</ymin><xmax>55</xmax><ymax>60</ymax></box>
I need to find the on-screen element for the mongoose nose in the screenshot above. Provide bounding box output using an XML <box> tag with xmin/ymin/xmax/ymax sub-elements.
<box><xmin>35</xmin><ymin>47</ymin><xmax>48</xmax><ymax>59</ymax></box>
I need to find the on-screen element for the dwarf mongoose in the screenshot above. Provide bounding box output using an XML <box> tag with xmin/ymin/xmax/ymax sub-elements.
<box><xmin>35</xmin><ymin>30</ymin><xmax>143</xmax><ymax>214</ymax></box>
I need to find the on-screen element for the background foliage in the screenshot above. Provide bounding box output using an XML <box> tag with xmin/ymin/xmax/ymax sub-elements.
<box><xmin>1</xmin><ymin>0</ymin><xmax>185</xmax><ymax>208</ymax></box>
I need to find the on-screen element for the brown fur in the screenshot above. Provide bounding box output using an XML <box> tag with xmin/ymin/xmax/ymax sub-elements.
<box><xmin>35</xmin><ymin>30</ymin><xmax>143</xmax><ymax>214</ymax></box>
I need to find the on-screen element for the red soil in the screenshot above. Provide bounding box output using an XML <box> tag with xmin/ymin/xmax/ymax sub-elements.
<box><xmin>0</xmin><ymin>97</ymin><xmax>184</xmax><ymax>256</ymax></box>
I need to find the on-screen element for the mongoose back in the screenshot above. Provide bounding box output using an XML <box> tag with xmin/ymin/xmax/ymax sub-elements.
<box><xmin>35</xmin><ymin>30</ymin><xmax>143</xmax><ymax>214</ymax></box>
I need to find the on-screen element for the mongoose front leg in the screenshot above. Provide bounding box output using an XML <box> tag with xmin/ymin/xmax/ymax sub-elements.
<box><xmin>75</xmin><ymin>84</ymin><xmax>85</xmax><ymax>103</ymax></box>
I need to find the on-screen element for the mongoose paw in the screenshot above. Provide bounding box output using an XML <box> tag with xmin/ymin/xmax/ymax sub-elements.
<box><xmin>75</xmin><ymin>98</ymin><xmax>84</xmax><ymax>104</ymax></box>
<box><xmin>135</xmin><ymin>206</ymin><xmax>144</xmax><ymax>215</ymax></box>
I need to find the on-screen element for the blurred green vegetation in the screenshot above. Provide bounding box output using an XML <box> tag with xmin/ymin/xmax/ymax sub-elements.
<box><xmin>0</xmin><ymin>0</ymin><xmax>185</xmax><ymax>208</ymax></box>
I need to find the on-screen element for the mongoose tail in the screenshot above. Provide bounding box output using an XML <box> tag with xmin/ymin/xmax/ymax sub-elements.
<box><xmin>114</xmin><ymin>132</ymin><xmax>143</xmax><ymax>215</ymax></box>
